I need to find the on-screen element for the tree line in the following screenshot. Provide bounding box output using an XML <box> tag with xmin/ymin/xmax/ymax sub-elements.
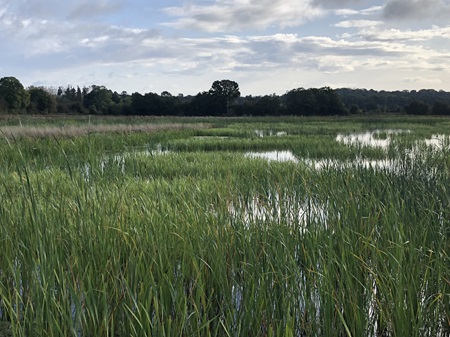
<box><xmin>1</xmin><ymin>76</ymin><xmax>450</xmax><ymax>116</ymax></box>
<box><xmin>336</xmin><ymin>88</ymin><xmax>450</xmax><ymax>115</ymax></box>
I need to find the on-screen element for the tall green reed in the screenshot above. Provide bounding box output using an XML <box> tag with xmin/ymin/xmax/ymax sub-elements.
<box><xmin>0</xmin><ymin>119</ymin><xmax>448</xmax><ymax>336</ymax></box>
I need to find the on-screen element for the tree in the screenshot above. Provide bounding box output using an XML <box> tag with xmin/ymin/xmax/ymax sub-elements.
<box><xmin>76</xmin><ymin>86</ymin><xmax>83</xmax><ymax>102</ymax></box>
<box><xmin>285</xmin><ymin>87</ymin><xmax>347</xmax><ymax>116</ymax></box>
<box><xmin>285</xmin><ymin>88</ymin><xmax>317</xmax><ymax>116</ymax></box>
<box><xmin>159</xmin><ymin>91</ymin><xmax>180</xmax><ymax>115</ymax></box>
<box><xmin>314</xmin><ymin>87</ymin><xmax>348</xmax><ymax>116</ymax></box>
<box><xmin>0</xmin><ymin>76</ymin><xmax>30</xmax><ymax>112</ymax></box>
<box><xmin>253</xmin><ymin>95</ymin><xmax>282</xmax><ymax>116</ymax></box>
<box><xmin>64</xmin><ymin>86</ymin><xmax>77</xmax><ymax>101</ymax></box>
<box><xmin>209</xmin><ymin>80</ymin><xmax>240</xmax><ymax>115</ymax></box>
<box><xmin>349</xmin><ymin>104</ymin><xmax>361</xmax><ymax>114</ymax></box>
<box><xmin>404</xmin><ymin>100</ymin><xmax>430</xmax><ymax>115</ymax></box>
<box><xmin>187</xmin><ymin>91</ymin><xmax>222</xmax><ymax>116</ymax></box>
<box><xmin>432</xmin><ymin>101</ymin><xmax>450</xmax><ymax>115</ymax></box>
<box><xmin>28</xmin><ymin>86</ymin><xmax>55</xmax><ymax>114</ymax></box>
<box><xmin>130</xmin><ymin>92</ymin><xmax>178</xmax><ymax>116</ymax></box>
<box><xmin>83</xmin><ymin>85</ymin><xmax>113</xmax><ymax>114</ymax></box>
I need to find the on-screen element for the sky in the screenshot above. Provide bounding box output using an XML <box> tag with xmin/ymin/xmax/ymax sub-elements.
<box><xmin>1</xmin><ymin>0</ymin><xmax>450</xmax><ymax>96</ymax></box>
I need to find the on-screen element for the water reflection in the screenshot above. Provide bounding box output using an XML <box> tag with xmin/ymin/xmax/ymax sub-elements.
<box><xmin>245</xmin><ymin>151</ymin><xmax>298</xmax><ymax>163</ymax></box>
<box><xmin>228</xmin><ymin>193</ymin><xmax>328</xmax><ymax>232</ymax></box>
<box><xmin>255</xmin><ymin>130</ymin><xmax>287</xmax><ymax>138</ymax></box>
<box><xmin>84</xmin><ymin>133</ymin><xmax>449</xmax><ymax>180</ymax></box>
<box><xmin>424</xmin><ymin>134</ymin><xmax>450</xmax><ymax>148</ymax></box>
<box><xmin>336</xmin><ymin>129</ymin><xmax>410</xmax><ymax>149</ymax></box>
<box><xmin>244</xmin><ymin>151</ymin><xmax>398</xmax><ymax>172</ymax></box>
<box><xmin>303</xmin><ymin>158</ymin><xmax>396</xmax><ymax>171</ymax></box>
<box><xmin>337</xmin><ymin>130</ymin><xmax>450</xmax><ymax>152</ymax></box>
<box><xmin>82</xmin><ymin>144</ymin><xmax>171</xmax><ymax>180</ymax></box>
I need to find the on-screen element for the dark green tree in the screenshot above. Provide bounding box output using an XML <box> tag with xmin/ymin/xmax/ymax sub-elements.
<box><xmin>65</xmin><ymin>86</ymin><xmax>77</xmax><ymax>101</ymax></box>
<box><xmin>130</xmin><ymin>92</ymin><xmax>179</xmax><ymax>116</ymax></box>
<box><xmin>285</xmin><ymin>87</ymin><xmax>347</xmax><ymax>116</ymax></box>
<box><xmin>404</xmin><ymin>100</ymin><xmax>430</xmax><ymax>115</ymax></box>
<box><xmin>285</xmin><ymin>88</ymin><xmax>317</xmax><ymax>116</ymax></box>
<box><xmin>159</xmin><ymin>91</ymin><xmax>179</xmax><ymax>115</ymax></box>
<box><xmin>112</xmin><ymin>91</ymin><xmax>121</xmax><ymax>104</ymax></box>
<box><xmin>188</xmin><ymin>91</ymin><xmax>223</xmax><ymax>116</ymax></box>
<box><xmin>432</xmin><ymin>101</ymin><xmax>450</xmax><ymax>115</ymax></box>
<box><xmin>83</xmin><ymin>85</ymin><xmax>113</xmax><ymax>114</ymax></box>
<box><xmin>0</xmin><ymin>76</ymin><xmax>30</xmax><ymax>112</ymax></box>
<box><xmin>28</xmin><ymin>86</ymin><xmax>55</xmax><ymax>114</ymax></box>
<box><xmin>253</xmin><ymin>95</ymin><xmax>282</xmax><ymax>116</ymax></box>
<box><xmin>76</xmin><ymin>86</ymin><xmax>83</xmax><ymax>102</ymax></box>
<box><xmin>349</xmin><ymin>104</ymin><xmax>361</xmax><ymax>114</ymax></box>
<box><xmin>314</xmin><ymin>87</ymin><xmax>348</xmax><ymax>115</ymax></box>
<box><xmin>209</xmin><ymin>80</ymin><xmax>240</xmax><ymax>115</ymax></box>
<box><xmin>130</xmin><ymin>93</ymin><xmax>146</xmax><ymax>115</ymax></box>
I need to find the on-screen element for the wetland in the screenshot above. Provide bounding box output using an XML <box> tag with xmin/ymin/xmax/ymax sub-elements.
<box><xmin>0</xmin><ymin>115</ymin><xmax>449</xmax><ymax>336</ymax></box>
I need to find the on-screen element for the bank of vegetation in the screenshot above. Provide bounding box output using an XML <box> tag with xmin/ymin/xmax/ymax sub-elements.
<box><xmin>2</xmin><ymin>76</ymin><xmax>450</xmax><ymax>117</ymax></box>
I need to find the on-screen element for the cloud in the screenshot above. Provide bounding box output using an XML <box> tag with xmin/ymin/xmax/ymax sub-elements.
<box><xmin>0</xmin><ymin>8</ymin><xmax>161</xmax><ymax>63</ymax></box>
<box><xmin>383</xmin><ymin>0</ymin><xmax>450</xmax><ymax>21</ymax></box>
<box><xmin>163</xmin><ymin>0</ymin><xmax>324</xmax><ymax>32</ymax></box>
<box><xmin>311</xmin><ymin>0</ymin><xmax>364</xmax><ymax>9</ymax></box>
<box><xmin>68</xmin><ymin>1</ymin><xmax>123</xmax><ymax>19</ymax></box>
<box><xmin>335</xmin><ymin>20</ymin><xmax>383</xmax><ymax>28</ymax></box>
<box><xmin>7</xmin><ymin>26</ymin><xmax>450</xmax><ymax>94</ymax></box>
<box><xmin>241</xmin><ymin>33</ymin><xmax>436</xmax><ymax>74</ymax></box>
<box><xmin>2</xmin><ymin>0</ymin><xmax>450</xmax><ymax>94</ymax></box>
<box><xmin>402</xmin><ymin>77</ymin><xmax>442</xmax><ymax>85</ymax></box>
<box><xmin>357</xmin><ymin>25</ymin><xmax>450</xmax><ymax>41</ymax></box>
<box><xmin>4</xmin><ymin>7</ymin><xmax>446</xmax><ymax>77</ymax></box>
<box><xmin>334</xmin><ymin>5</ymin><xmax>383</xmax><ymax>16</ymax></box>
<box><xmin>0</xmin><ymin>0</ymin><xmax>123</xmax><ymax>22</ymax></box>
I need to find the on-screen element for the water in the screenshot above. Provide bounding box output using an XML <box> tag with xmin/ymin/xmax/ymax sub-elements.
<box><xmin>255</xmin><ymin>130</ymin><xmax>287</xmax><ymax>138</ymax></box>
<box><xmin>245</xmin><ymin>151</ymin><xmax>298</xmax><ymax>163</ymax></box>
<box><xmin>81</xmin><ymin>143</ymin><xmax>171</xmax><ymax>180</ymax></box>
<box><xmin>336</xmin><ymin>129</ymin><xmax>410</xmax><ymax>149</ymax></box>
<box><xmin>194</xmin><ymin>136</ymin><xmax>230</xmax><ymax>139</ymax></box>
<box><xmin>336</xmin><ymin>130</ymin><xmax>449</xmax><ymax>152</ymax></box>
<box><xmin>244</xmin><ymin>132</ymin><xmax>449</xmax><ymax>175</ymax></box>
<box><xmin>424</xmin><ymin>134</ymin><xmax>450</xmax><ymax>148</ymax></box>
<box><xmin>78</xmin><ymin>132</ymin><xmax>450</xmax><ymax>185</ymax></box>
<box><xmin>228</xmin><ymin>192</ymin><xmax>328</xmax><ymax>232</ymax></box>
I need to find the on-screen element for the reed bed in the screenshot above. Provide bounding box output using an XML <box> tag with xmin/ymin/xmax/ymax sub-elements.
<box><xmin>0</xmin><ymin>123</ymin><xmax>211</xmax><ymax>139</ymax></box>
<box><xmin>161</xmin><ymin>134</ymin><xmax>387</xmax><ymax>161</ymax></box>
<box><xmin>0</xmin><ymin>116</ymin><xmax>449</xmax><ymax>336</ymax></box>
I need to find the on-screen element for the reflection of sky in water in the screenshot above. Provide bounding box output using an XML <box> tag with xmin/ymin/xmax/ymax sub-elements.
<box><xmin>245</xmin><ymin>150</ymin><xmax>399</xmax><ymax>172</ymax></box>
<box><xmin>244</xmin><ymin>151</ymin><xmax>397</xmax><ymax>171</ymax></box>
<box><xmin>228</xmin><ymin>193</ymin><xmax>328</xmax><ymax>231</ymax></box>
<box><xmin>89</xmin><ymin>133</ymin><xmax>449</xmax><ymax>179</ymax></box>
<box><xmin>245</xmin><ymin>151</ymin><xmax>298</xmax><ymax>163</ymax></box>
<box><xmin>424</xmin><ymin>134</ymin><xmax>450</xmax><ymax>148</ymax></box>
<box><xmin>336</xmin><ymin>129</ymin><xmax>409</xmax><ymax>149</ymax></box>
<box><xmin>302</xmin><ymin>158</ymin><xmax>396</xmax><ymax>171</ymax></box>
<box><xmin>245</xmin><ymin>131</ymin><xmax>449</xmax><ymax>173</ymax></box>
<box><xmin>337</xmin><ymin>130</ymin><xmax>450</xmax><ymax>152</ymax></box>
<box><xmin>255</xmin><ymin>130</ymin><xmax>288</xmax><ymax>138</ymax></box>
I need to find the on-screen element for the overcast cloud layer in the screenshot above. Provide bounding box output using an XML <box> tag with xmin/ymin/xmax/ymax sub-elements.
<box><xmin>1</xmin><ymin>0</ymin><xmax>449</xmax><ymax>95</ymax></box>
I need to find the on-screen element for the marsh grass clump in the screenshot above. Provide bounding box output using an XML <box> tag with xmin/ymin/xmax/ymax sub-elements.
<box><xmin>373</xmin><ymin>130</ymin><xmax>388</xmax><ymax>140</ymax></box>
<box><xmin>0</xmin><ymin>116</ymin><xmax>449</xmax><ymax>336</ymax></box>
<box><xmin>0</xmin><ymin>122</ymin><xmax>211</xmax><ymax>139</ymax></box>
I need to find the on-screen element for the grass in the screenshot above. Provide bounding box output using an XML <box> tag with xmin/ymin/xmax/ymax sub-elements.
<box><xmin>0</xmin><ymin>122</ymin><xmax>211</xmax><ymax>139</ymax></box>
<box><xmin>0</xmin><ymin>115</ymin><xmax>449</xmax><ymax>336</ymax></box>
